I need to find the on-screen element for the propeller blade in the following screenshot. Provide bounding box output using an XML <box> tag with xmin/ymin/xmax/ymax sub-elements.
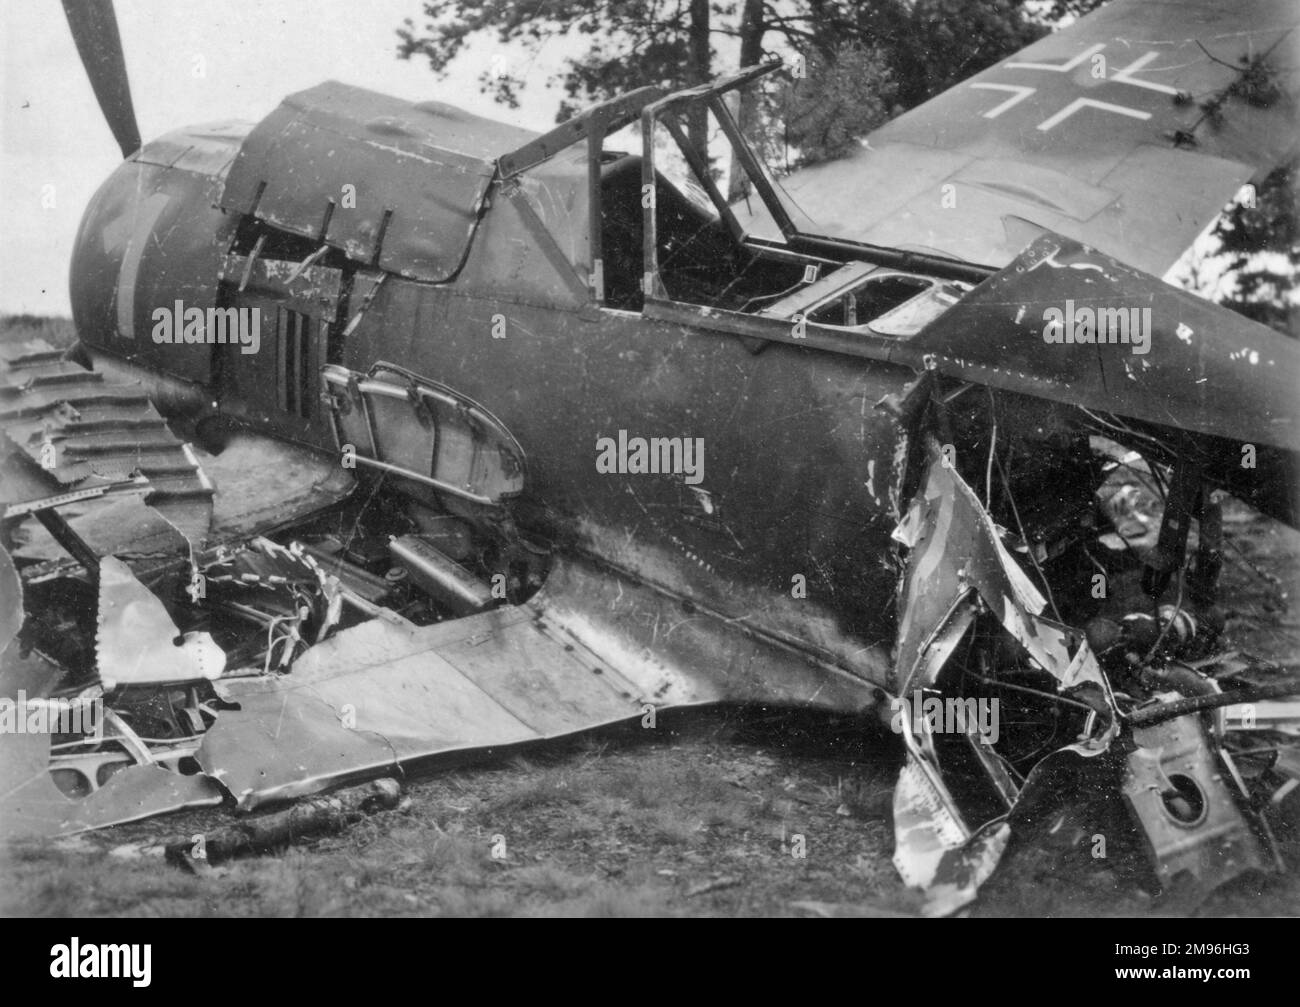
<box><xmin>61</xmin><ymin>0</ymin><xmax>141</xmax><ymax>158</ymax></box>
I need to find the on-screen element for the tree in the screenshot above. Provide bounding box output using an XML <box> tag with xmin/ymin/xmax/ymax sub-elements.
<box><xmin>1197</xmin><ymin>163</ymin><xmax>1299</xmax><ymax>336</ymax></box>
<box><xmin>775</xmin><ymin>0</ymin><xmax>1044</xmax><ymax>167</ymax></box>
<box><xmin>397</xmin><ymin>0</ymin><xmax>1044</xmax><ymax>140</ymax></box>
<box><xmin>397</xmin><ymin>0</ymin><xmax>751</xmax><ymax>155</ymax></box>
<box><xmin>761</xmin><ymin>43</ymin><xmax>897</xmax><ymax>169</ymax></box>
<box><xmin>808</xmin><ymin>0</ymin><xmax>1045</xmax><ymax>115</ymax></box>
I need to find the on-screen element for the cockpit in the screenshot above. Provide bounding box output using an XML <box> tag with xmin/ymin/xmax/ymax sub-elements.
<box><xmin>506</xmin><ymin>63</ymin><xmax>986</xmax><ymax>349</ymax></box>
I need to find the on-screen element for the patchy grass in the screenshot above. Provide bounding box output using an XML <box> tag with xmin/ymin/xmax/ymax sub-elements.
<box><xmin>7</xmin><ymin>705</ymin><xmax>1296</xmax><ymax>918</ymax></box>
<box><xmin>0</xmin><ymin>712</ymin><xmax>921</xmax><ymax>917</ymax></box>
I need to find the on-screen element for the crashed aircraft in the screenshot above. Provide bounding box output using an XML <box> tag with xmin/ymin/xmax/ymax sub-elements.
<box><xmin>2</xmin><ymin>0</ymin><xmax>1299</xmax><ymax>915</ymax></box>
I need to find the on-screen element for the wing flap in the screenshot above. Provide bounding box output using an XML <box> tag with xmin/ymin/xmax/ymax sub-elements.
<box><xmin>196</xmin><ymin>552</ymin><xmax>881</xmax><ymax>813</ymax></box>
<box><xmin>198</xmin><ymin>603</ymin><xmax>650</xmax><ymax>811</ymax></box>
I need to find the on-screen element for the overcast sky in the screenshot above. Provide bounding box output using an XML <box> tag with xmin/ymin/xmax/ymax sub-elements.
<box><xmin>0</xmin><ymin>0</ymin><xmax>575</xmax><ymax>315</ymax></box>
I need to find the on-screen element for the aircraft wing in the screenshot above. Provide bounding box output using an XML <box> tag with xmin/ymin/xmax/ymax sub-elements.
<box><xmin>1</xmin><ymin>553</ymin><xmax>875</xmax><ymax>835</ymax></box>
<box><xmin>765</xmin><ymin>0</ymin><xmax>1300</xmax><ymax>276</ymax></box>
<box><xmin>196</xmin><ymin>553</ymin><xmax>874</xmax><ymax>812</ymax></box>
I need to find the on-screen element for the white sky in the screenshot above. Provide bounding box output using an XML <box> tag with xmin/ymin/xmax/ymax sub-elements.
<box><xmin>0</xmin><ymin>0</ymin><xmax>575</xmax><ymax>315</ymax></box>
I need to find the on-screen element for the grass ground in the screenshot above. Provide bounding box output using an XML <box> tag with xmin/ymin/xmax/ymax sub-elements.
<box><xmin>0</xmin><ymin>314</ymin><xmax>76</xmax><ymax>349</ymax></box>
<box><xmin>2</xmin><ymin>314</ymin><xmax>1297</xmax><ymax>917</ymax></box>
<box><xmin>1</xmin><ymin>713</ymin><xmax>913</xmax><ymax>918</ymax></box>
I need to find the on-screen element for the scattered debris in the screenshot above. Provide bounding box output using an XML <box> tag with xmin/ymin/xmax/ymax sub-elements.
<box><xmin>686</xmin><ymin>876</ymin><xmax>741</xmax><ymax>897</ymax></box>
<box><xmin>164</xmin><ymin>778</ymin><xmax>401</xmax><ymax>869</ymax></box>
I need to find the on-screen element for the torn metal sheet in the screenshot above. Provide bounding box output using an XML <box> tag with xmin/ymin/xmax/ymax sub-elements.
<box><xmin>9</xmin><ymin>490</ymin><xmax>187</xmax><ymax>566</ymax></box>
<box><xmin>0</xmin><ymin>338</ymin><xmax>214</xmax><ymax>550</ymax></box>
<box><xmin>907</xmin><ymin>233</ymin><xmax>1300</xmax><ymax>455</ymax></box>
<box><xmin>891</xmin><ymin>741</ymin><xmax>978</xmax><ymax>886</ymax></box>
<box><xmin>0</xmin><ymin>637</ymin><xmax>223</xmax><ymax>839</ymax></box>
<box><xmin>196</xmin><ymin>551</ymin><xmax>881</xmax><ymax>812</ymax></box>
<box><xmin>0</xmin><ymin>729</ymin><xmax>222</xmax><ymax>840</ymax></box>
<box><xmin>893</xmin><ymin>442</ymin><xmax>1112</xmax><ymax>698</ymax></box>
<box><xmin>1</xmin><ymin>343</ymin><xmax>350</xmax><ymax>561</ymax></box>
<box><xmin>202</xmin><ymin>432</ymin><xmax>354</xmax><ymax>540</ymax></box>
<box><xmin>96</xmin><ymin>556</ymin><xmax>225</xmax><ymax>688</ymax></box>
<box><xmin>889</xmin><ymin>446</ymin><xmax>1117</xmax><ymax>914</ymax></box>
<box><xmin>198</xmin><ymin>595</ymin><xmax>649</xmax><ymax>810</ymax></box>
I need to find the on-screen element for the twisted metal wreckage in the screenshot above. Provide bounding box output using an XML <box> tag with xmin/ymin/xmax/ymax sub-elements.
<box><xmin>3</xmin><ymin>333</ymin><xmax>1297</xmax><ymax>914</ymax></box>
<box><xmin>3</xmin><ymin>0</ymin><xmax>1300</xmax><ymax>915</ymax></box>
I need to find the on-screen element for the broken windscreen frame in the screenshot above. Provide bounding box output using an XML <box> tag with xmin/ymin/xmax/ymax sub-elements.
<box><xmin>501</xmin><ymin>85</ymin><xmax>665</xmax><ymax>305</ymax></box>
<box><xmin>635</xmin><ymin>65</ymin><xmax>990</xmax><ymax>292</ymax></box>
<box><xmin>638</xmin><ymin>63</ymin><xmax>822</xmax><ymax>298</ymax></box>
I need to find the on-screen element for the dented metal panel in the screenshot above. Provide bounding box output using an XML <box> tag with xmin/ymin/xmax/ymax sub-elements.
<box><xmin>1123</xmin><ymin>711</ymin><xmax>1267</xmax><ymax>893</ymax></box>
<box><xmin>889</xmin><ymin>446</ymin><xmax>1118</xmax><ymax>913</ymax></box>
<box><xmin>194</xmin><ymin>550</ymin><xmax>881</xmax><ymax>813</ymax></box>
<box><xmin>198</xmin><ymin>589</ymin><xmax>648</xmax><ymax>810</ymax></box>
<box><xmin>908</xmin><ymin>233</ymin><xmax>1300</xmax><ymax>452</ymax></box>
<box><xmin>218</xmin><ymin>82</ymin><xmax>538</xmax><ymax>282</ymax></box>
<box><xmin>71</xmin><ymin>155</ymin><xmax>238</xmax><ymax>381</ymax></box>
<box><xmin>0</xmin><ymin>339</ymin><xmax>214</xmax><ymax>549</ymax></box>
<box><xmin>95</xmin><ymin>557</ymin><xmax>225</xmax><ymax>688</ymax></box>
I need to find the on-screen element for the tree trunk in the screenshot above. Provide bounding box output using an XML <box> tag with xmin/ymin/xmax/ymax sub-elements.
<box><xmin>687</xmin><ymin>0</ymin><xmax>711</xmax><ymax>157</ymax></box>
<box><xmin>727</xmin><ymin>0</ymin><xmax>766</xmax><ymax>201</ymax></box>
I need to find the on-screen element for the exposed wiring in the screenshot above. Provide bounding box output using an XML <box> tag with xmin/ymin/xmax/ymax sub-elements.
<box><xmin>994</xmin><ymin>453</ymin><xmax>1063</xmax><ymax>622</ymax></box>
<box><xmin>1142</xmin><ymin>570</ymin><xmax>1186</xmax><ymax>665</ymax></box>
<box><xmin>1079</xmin><ymin>408</ymin><xmax>1176</xmax><ymax>459</ymax></box>
<box><xmin>963</xmin><ymin>670</ymin><xmax>1100</xmax><ymax>717</ymax></box>
<box><xmin>262</xmin><ymin>614</ymin><xmax>301</xmax><ymax>675</ymax></box>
